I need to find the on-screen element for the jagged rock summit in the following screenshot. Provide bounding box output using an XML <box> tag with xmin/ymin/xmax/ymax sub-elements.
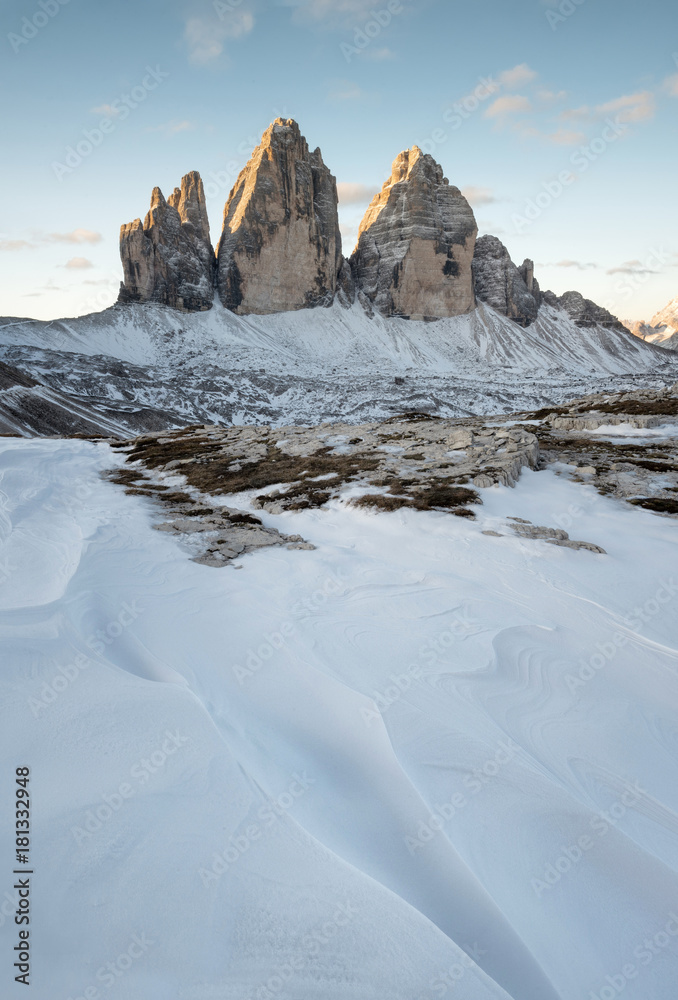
<box><xmin>216</xmin><ymin>118</ymin><xmax>344</xmax><ymax>315</ymax></box>
<box><xmin>543</xmin><ymin>289</ymin><xmax>627</xmax><ymax>332</ymax></box>
<box><xmin>118</xmin><ymin>171</ymin><xmax>214</xmax><ymax>311</ymax></box>
<box><xmin>472</xmin><ymin>235</ymin><xmax>541</xmax><ymax>327</ymax></box>
<box><xmin>350</xmin><ymin>147</ymin><xmax>478</xmax><ymax>319</ymax></box>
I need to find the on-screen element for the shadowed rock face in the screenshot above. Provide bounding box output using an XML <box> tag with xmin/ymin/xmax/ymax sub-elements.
<box><xmin>216</xmin><ymin>119</ymin><xmax>343</xmax><ymax>315</ymax></box>
<box><xmin>118</xmin><ymin>171</ymin><xmax>215</xmax><ymax>312</ymax></box>
<box><xmin>350</xmin><ymin>147</ymin><xmax>478</xmax><ymax>320</ymax></box>
<box><xmin>543</xmin><ymin>289</ymin><xmax>627</xmax><ymax>332</ymax></box>
<box><xmin>472</xmin><ymin>235</ymin><xmax>541</xmax><ymax>327</ymax></box>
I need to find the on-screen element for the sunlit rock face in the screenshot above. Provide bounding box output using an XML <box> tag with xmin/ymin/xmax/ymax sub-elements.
<box><xmin>216</xmin><ymin>119</ymin><xmax>343</xmax><ymax>315</ymax></box>
<box><xmin>350</xmin><ymin>147</ymin><xmax>478</xmax><ymax>320</ymax></box>
<box><xmin>118</xmin><ymin>171</ymin><xmax>215</xmax><ymax>312</ymax></box>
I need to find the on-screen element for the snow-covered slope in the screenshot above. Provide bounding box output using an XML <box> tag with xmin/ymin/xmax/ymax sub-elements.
<box><xmin>1</xmin><ymin>438</ymin><xmax>677</xmax><ymax>999</ymax></box>
<box><xmin>0</xmin><ymin>300</ymin><xmax>676</xmax><ymax>434</ymax></box>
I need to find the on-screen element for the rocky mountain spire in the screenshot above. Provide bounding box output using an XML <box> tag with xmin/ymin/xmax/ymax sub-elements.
<box><xmin>216</xmin><ymin>118</ymin><xmax>344</xmax><ymax>314</ymax></box>
<box><xmin>350</xmin><ymin>147</ymin><xmax>478</xmax><ymax>319</ymax></box>
<box><xmin>118</xmin><ymin>172</ymin><xmax>214</xmax><ymax>312</ymax></box>
<box><xmin>472</xmin><ymin>235</ymin><xmax>541</xmax><ymax>327</ymax></box>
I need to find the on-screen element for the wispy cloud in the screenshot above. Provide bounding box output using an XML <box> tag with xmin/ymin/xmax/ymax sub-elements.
<box><xmin>499</xmin><ymin>63</ymin><xmax>537</xmax><ymax>89</ymax></box>
<box><xmin>461</xmin><ymin>186</ymin><xmax>496</xmax><ymax>206</ymax></box>
<box><xmin>550</xmin><ymin>260</ymin><xmax>598</xmax><ymax>270</ymax></box>
<box><xmin>663</xmin><ymin>73</ymin><xmax>678</xmax><ymax>96</ymax></box>
<box><xmin>548</xmin><ymin>127</ymin><xmax>586</xmax><ymax>145</ymax></box>
<box><xmin>184</xmin><ymin>10</ymin><xmax>254</xmax><ymax>66</ymax></box>
<box><xmin>146</xmin><ymin>120</ymin><xmax>196</xmax><ymax>136</ymax></box>
<box><xmin>91</xmin><ymin>103</ymin><xmax>121</xmax><ymax>118</ymax></box>
<box><xmin>537</xmin><ymin>88</ymin><xmax>567</xmax><ymax>104</ymax></box>
<box><xmin>337</xmin><ymin>182</ymin><xmax>380</xmax><ymax>204</ymax></box>
<box><xmin>46</xmin><ymin>229</ymin><xmax>102</xmax><ymax>245</ymax></box>
<box><xmin>1</xmin><ymin>230</ymin><xmax>102</xmax><ymax>251</ymax></box>
<box><xmin>595</xmin><ymin>91</ymin><xmax>655</xmax><ymax>123</ymax></box>
<box><xmin>607</xmin><ymin>260</ymin><xmax>659</xmax><ymax>276</ymax></box>
<box><xmin>327</xmin><ymin>79</ymin><xmax>365</xmax><ymax>101</ymax></box>
<box><xmin>64</xmin><ymin>257</ymin><xmax>94</xmax><ymax>270</ymax></box>
<box><xmin>484</xmin><ymin>94</ymin><xmax>532</xmax><ymax>120</ymax></box>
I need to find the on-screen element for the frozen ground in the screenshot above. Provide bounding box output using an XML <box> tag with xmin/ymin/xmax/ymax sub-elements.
<box><xmin>1</xmin><ymin>438</ymin><xmax>677</xmax><ymax>999</ymax></box>
<box><xmin>1</xmin><ymin>299</ymin><xmax>676</xmax><ymax>435</ymax></box>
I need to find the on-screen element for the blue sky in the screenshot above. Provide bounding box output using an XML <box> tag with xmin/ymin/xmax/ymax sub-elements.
<box><xmin>1</xmin><ymin>0</ymin><xmax>677</xmax><ymax>322</ymax></box>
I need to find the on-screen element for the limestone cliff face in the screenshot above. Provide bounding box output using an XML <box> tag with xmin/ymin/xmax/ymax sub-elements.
<box><xmin>472</xmin><ymin>236</ymin><xmax>540</xmax><ymax>327</ymax></box>
<box><xmin>350</xmin><ymin>148</ymin><xmax>477</xmax><ymax>320</ymax></box>
<box><xmin>216</xmin><ymin>119</ymin><xmax>343</xmax><ymax>314</ymax></box>
<box><xmin>118</xmin><ymin>171</ymin><xmax>214</xmax><ymax>312</ymax></box>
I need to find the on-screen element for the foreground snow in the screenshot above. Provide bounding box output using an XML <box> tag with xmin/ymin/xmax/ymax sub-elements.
<box><xmin>1</xmin><ymin>439</ymin><xmax>677</xmax><ymax>999</ymax></box>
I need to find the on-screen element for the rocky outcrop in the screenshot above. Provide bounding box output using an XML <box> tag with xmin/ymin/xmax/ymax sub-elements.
<box><xmin>471</xmin><ymin>236</ymin><xmax>541</xmax><ymax>327</ymax></box>
<box><xmin>216</xmin><ymin>119</ymin><xmax>343</xmax><ymax>314</ymax></box>
<box><xmin>543</xmin><ymin>290</ymin><xmax>626</xmax><ymax>332</ymax></box>
<box><xmin>350</xmin><ymin>147</ymin><xmax>477</xmax><ymax>320</ymax></box>
<box><xmin>118</xmin><ymin>171</ymin><xmax>214</xmax><ymax>312</ymax></box>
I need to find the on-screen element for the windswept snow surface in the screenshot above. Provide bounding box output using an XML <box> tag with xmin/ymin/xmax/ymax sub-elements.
<box><xmin>1</xmin><ymin>300</ymin><xmax>676</xmax><ymax>433</ymax></box>
<box><xmin>1</xmin><ymin>439</ymin><xmax>678</xmax><ymax>1000</ymax></box>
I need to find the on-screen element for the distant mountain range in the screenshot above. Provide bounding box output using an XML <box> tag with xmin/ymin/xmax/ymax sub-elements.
<box><xmin>625</xmin><ymin>296</ymin><xmax>678</xmax><ymax>351</ymax></box>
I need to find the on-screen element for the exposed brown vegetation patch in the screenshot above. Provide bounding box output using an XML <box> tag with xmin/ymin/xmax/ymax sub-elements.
<box><xmin>629</xmin><ymin>497</ymin><xmax>678</xmax><ymax>514</ymax></box>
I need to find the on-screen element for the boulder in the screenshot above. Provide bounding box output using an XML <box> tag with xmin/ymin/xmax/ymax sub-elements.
<box><xmin>350</xmin><ymin>147</ymin><xmax>477</xmax><ymax>319</ymax></box>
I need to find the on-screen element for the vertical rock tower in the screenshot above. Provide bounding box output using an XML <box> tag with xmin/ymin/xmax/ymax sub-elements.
<box><xmin>118</xmin><ymin>171</ymin><xmax>215</xmax><ymax>311</ymax></box>
<box><xmin>216</xmin><ymin>119</ymin><xmax>344</xmax><ymax>314</ymax></box>
<box><xmin>471</xmin><ymin>235</ymin><xmax>541</xmax><ymax>327</ymax></box>
<box><xmin>350</xmin><ymin>147</ymin><xmax>478</xmax><ymax>319</ymax></box>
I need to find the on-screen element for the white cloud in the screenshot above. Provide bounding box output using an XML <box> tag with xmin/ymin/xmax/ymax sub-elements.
<box><xmin>595</xmin><ymin>91</ymin><xmax>655</xmax><ymax>123</ymax></box>
<box><xmin>0</xmin><ymin>239</ymin><xmax>33</xmax><ymax>252</ymax></box>
<box><xmin>552</xmin><ymin>260</ymin><xmax>598</xmax><ymax>270</ymax></box>
<box><xmin>185</xmin><ymin>10</ymin><xmax>254</xmax><ymax>66</ymax></box>
<box><xmin>64</xmin><ymin>257</ymin><xmax>93</xmax><ymax>270</ymax></box>
<box><xmin>147</xmin><ymin>120</ymin><xmax>196</xmax><ymax>136</ymax></box>
<box><xmin>327</xmin><ymin>79</ymin><xmax>364</xmax><ymax>101</ymax></box>
<box><xmin>606</xmin><ymin>260</ymin><xmax>659</xmax><ymax>276</ymax></box>
<box><xmin>663</xmin><ymin>73</ymin><xmax>678</xmax><ymax>97</ymax></box>
<box><xmin>498</xmin><ymin>64</ymin><xmax>537</xmax><ymax>89</ymax></box>
<box><xmin>484</xmin><ymin>95</ymin><xmax>532</xmax><ymax>119</ymax></box>
<box><xmin>337</xmin><ymin>182</ymin><xmax>380</xmax><ymax>204</ymax></box>
<box><xmin>91</xmin><ymin>103</ymin><xmax>121</xmax><ymax>118</ymax></box>
<box><xmin>46</xmin><ymin>229</ymin><xmax>102</xmax><ymax>245</ymax></box>
<box><xmin>549</xmin><ymin>127</ymin><xmax>586</xmax><ymax>146</ymax></box>
<box><xmin>461</xmin><ymin>186</ymin><xmax>496</xmax><ymax>207</ymax></box>
<box><xmin>559</xmin><ymin>105</ymin><xmax>591</xmax><ymax>121</ymax></box>
<box><xmin>537</xmin><ymin>89</ymin><xmax>567</xmax><ymax>104</ymax></box>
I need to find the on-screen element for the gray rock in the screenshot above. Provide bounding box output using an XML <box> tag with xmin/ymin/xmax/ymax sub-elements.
<box><xmin>118</xmin><ymin>171</ymin><xmax>215</xmax><ymax>312</ymax></box>
<box><xmin>472</xmin><ymin>236</ymin><xmax>540</xmax><ymax>327</ymax></box>
<box><xmin>216</xmin><ymin>119</ymin><xmax>343</xmax><ymax>314</ymax></box>
<box><xmin>543</xmin><ymin>289</ymin><xmax>626</xmax><ymax>332</ymax></box>
<box><xmin>350</xmin><ymin>147</ymin><xmax>477</xmax><ymax>319</ymax></box>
